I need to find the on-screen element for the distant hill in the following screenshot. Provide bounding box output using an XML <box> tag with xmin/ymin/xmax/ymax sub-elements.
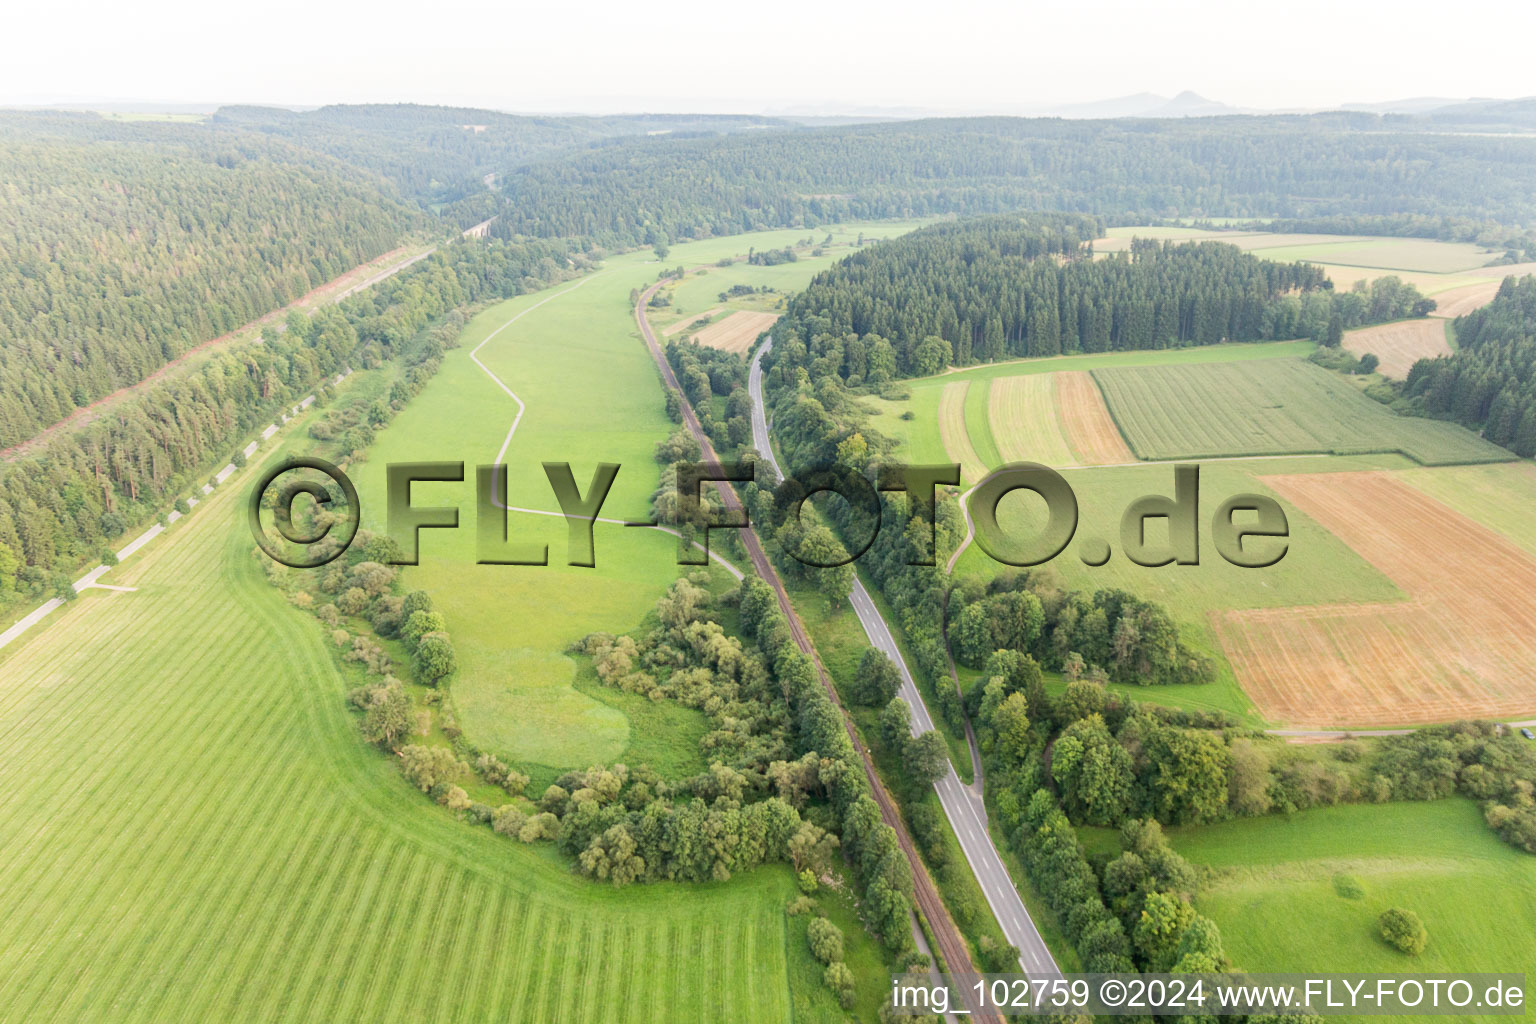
<box><xmin>212</xmin><ymin>104</ymin><xmax>793</xmax><ymax>208</ymax></box>
<box><xmin>1021</xmin><ymin>91</ymin><xmax>1249</xmax><ymax>119</ymax></box>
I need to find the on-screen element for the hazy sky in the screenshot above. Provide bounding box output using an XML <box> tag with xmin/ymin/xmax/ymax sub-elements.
<box><xmin>4</xmin><ymin>0</ymin><xmax>1533</xmax><ymax>114</ymax></box>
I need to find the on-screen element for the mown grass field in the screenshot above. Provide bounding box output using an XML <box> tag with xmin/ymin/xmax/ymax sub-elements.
<box><xmin>1169</xmin><ymin>800</ymin><xmax>1536</xmax><ymax>1022</ymax></box>
<box><xmin>0</xmin><ymin>436</ymin><xmax>827</xmax><ymax>1024</ymax></box>
<box><xmin>1094</xmin><ymin>358</ymin><xmax>1510</xmax><ymax>465</ymax></box>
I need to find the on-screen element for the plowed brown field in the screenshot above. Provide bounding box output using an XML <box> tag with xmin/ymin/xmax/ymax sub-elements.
<box><xmin>1214</xmin><ymin>471</ymin><xmax>1536</xmax><ymax>726</ymax></box>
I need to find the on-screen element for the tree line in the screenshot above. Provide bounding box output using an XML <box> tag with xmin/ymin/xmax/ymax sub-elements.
<box><xmin>214</xmin><ymin>104</ymin><xmax>788</xmax><ymax>210</ymax></box>
<box><xmin>0</xmin><ymin>235</ymin><xmax>589</xmax><ymax>601</ymax></box>
<box><xmin>768</xmin><ymin>214</ymin><xmax>1436</xmax><ymax>384</ymax></box>
<box><xmin>474</xmin><ymin>113</ymin><xmax>1536</xmax><ymax>250</ymax></box>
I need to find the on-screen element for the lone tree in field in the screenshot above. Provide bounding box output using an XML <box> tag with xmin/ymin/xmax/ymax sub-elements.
<box><xmin>852</xmin><ymin>648</ymin><xmax>901</xmax><ymax>706</ymax></box>
<box><xmin>1378</xmin><ymin>908</ymin><xmax>1429</xmax><ymax>955</ymax></box>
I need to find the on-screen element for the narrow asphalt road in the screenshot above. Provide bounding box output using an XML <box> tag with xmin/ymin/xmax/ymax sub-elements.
<box><xmin>750</xmin><ymin>338</ymin><xmax>1062</xmax><ymax>978</ymax></box>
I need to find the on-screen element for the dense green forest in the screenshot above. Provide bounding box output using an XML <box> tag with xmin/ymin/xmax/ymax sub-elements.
<box><xmin>0</xmin><ymin>112</ymin><xmax>423</xmax><ymax>446</ymax></box>
<box><xmin>767</xmin><ymin>214</ymin><xmax>1429</xmax><ymax>382</ymax></box>
<box><xmin>0</xmin><ymin>235</ymin><xmax>587</xmax><ymax>597</ymax></box>
<box><xmin>214</xmin><ymin>104</ymin><xmax>787</xmax><ymax>210</ymax></box>
<box><xmin>482</xmin><ymin>115</ymin><xmax>1536</xmax><ymax>248</ymax></box>
<box><xmin>1405</xmin><ymin>276</ymin><xmax>1536</xmax><ymax>454</ymax></box>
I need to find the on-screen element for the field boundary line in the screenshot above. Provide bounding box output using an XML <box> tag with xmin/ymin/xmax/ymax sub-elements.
<box><xmin>467</xmin><ymin>271</ymin><xmax>744</xmax><ymax>581</ymax></box>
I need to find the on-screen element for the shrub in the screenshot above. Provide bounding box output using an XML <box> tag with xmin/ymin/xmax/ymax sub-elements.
<box><xmin>399</xmin><ymin>745</ymin><xmax>464</xmax><ymax>793</ymax></box>
<box><xmin>1378</xmin><ymin>908</ymin><xmax>1428</xmax><ymax>955</ymax></box>
<box><xmin>823</xmin><ymin>961</ymin><xmax>856</xmax><ymax>1009</ymax></box>
<box><xmin>1332</xmin><ymin>873</ymin><xmax>1365</xmax><ymax>900</ymax></box>
<box><xmin>492</xmin><ymin>805</ymin><xmax>527</xmax><ymax>837</ymax></box>
<box><xmin>806</xmin><ymin>916</ymin><xmax>844</xmax><ymax>965</ymax></box>
<box><xmin>797</xmin><ymin>868</ymin><xmax>818</xmax><ymax>894</ymax></box>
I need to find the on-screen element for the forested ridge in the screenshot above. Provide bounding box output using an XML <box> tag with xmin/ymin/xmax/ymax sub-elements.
<box><xmin>767</xmin><ymin>214</ymin><xmax>1432</xmax><ymax>383</ymax></box>
<box><xmin>0</xmin><ymin>112</ymin><xmax>424</xmax><ymax>446</ymax></box>
<box><xmin>0</xmin><ymin>235</ymin><xmax>588</xmax><ymax>598</ymax></box>
<box><xmin>1405</xmin><ymin>275</ymin><xmax>1536</xmax><ymax>454</ymax></box>
<box><xmin>484</xmin><ymin>114</ymin><xmax>1536</xmax><ymax>249</ymax></box>
<box><xmin>213</xmin><ymin>104</ymin><xmax>787</xmax><ymax>210</ymax></box>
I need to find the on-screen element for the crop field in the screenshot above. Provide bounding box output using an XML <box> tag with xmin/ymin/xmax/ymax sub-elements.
<box><xmin>1093</xmin><ymin>358</ymin><xmax>1511</xmax><ymax>464</ymax></box>
<box><xmin>864</xmin><ymin>340</ymin><xmax>1313</xmax><ymax>470</ymax></box>
<box><xmin>1342</xmin><ymin>319</ymin><xmax>1451</xmax><ymax>378</ymax></box>
<box><xmin>0</xmin><ymin>442</ymin><xmax>814</xmax><ymax>1024</ymax></box>
<box><xmin>988</xmin><ymin>374</ymin><xmax>1077</xmax><ymax>467</ymax></box>
<box><xmin>938</xmin><ymin>380</ymin><xmax>989</xmax><ymax>484</ymax></box>
<box><xmin>1427</xmin><ymin>270</ymin><xmax>1536</xmax><ymax>317</ymax></box>
<box><xmin>1397</xmin><ymin>462</ymin><xmax>1536</xmax><ymax>557</ymax></box>
<box><xmin>1097</xmin><ymin>226</ymin><xmax>1500</xmax><ymax>273</ymax></box>
<box><xmin>1214</xmin><ymin>471</ymin><xmax>1536</xmax><ymax>725</ymax></box>
<box><xmin>1099</xmin><ymin>225</ymin><xmax>1536</xmax><ymax>319</ymax></box>
<box><xmin>1171</xmin><ymin>800</ymin><xmax>1535</xmax><ymax>1021</ymax></box>
<box><xmin>983</xmin><ymin>372</ymin><xmax>1134</xmax><ymax>469</ymax></box>
<box><xmin>1055</xmin><ymin>371</ymin><xmax>1135</xmax><ymax>464</ymax></box>
<box><xmin>691</xmin><ymin>310</ymin><xmax>780</xmax><ymax>353</ymax></box>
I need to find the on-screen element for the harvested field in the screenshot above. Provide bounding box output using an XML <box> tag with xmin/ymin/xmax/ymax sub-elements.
<box><xmin>1213</xmin><ymin>471</ymin><xmax>1536</xmax><ymax>726</ymax></box>
<box><xmin>1342</xmin><ymin>319</ymin><xmax>1450</xmax><ymax>379</ymax></box>
<box><xmin>1055</xmin><ymin>371</ymin><xmax>1134</xmax><ymax>464</ymax></box>
<box><xmin>988</xmin><ymin>375</ymin><xmax>1076</xmax><ymax>467</ymax></box>
<box><xmin>691</xmin><ymin>310</ymin><xmax>779</xmax><ymax>353</ymax></box>
<box><xmin>662</xmin><ymin>307</ymin><xmax>722</xmax><ymax>336</ymax></box>
<box><xmin>1429</xmin><ymin>281</ymin><xmax>1504</xmax><ymax>319</ymax></box>
<box><xmin>938</xmin><ymin>381</ymin><xmax>988</xmax><ymax>484</ymax></box>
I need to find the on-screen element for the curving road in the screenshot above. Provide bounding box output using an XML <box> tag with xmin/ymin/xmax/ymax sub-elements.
<box><xmin>750</xmin><ymin>338</ymin><xmax>1061</xmax><ymax>978</ymax></box>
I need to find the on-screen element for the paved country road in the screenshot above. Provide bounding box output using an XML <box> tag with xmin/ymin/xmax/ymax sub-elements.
<box><xmin>640</xmin><ymin>291</ymin><xmax>1008</xmax><ymax>1023</ymax></box>
<box><xmin>750</xmin><ymin>337</ymin><xmax>1062</xmax><ymax>978</ymax></box>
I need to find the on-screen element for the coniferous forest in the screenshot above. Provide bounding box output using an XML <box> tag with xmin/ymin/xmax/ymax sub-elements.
<box><xmin>1405</xmin><ymin>276</ymin><xmax>1536</xmax><ymax>454</ymax></box>
<box><xmin>769</xmin><ymin>214</ymin><xmax>1428</xmax><ymax>383</ymax></box>
<box><xmin>0</xmin><ymin>112</ymin><xmax>423</xmax><ymax>445</ymax></box>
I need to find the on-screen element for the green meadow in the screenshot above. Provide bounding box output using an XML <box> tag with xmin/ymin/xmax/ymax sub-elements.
<box><xmin>1170</xmin><ymin>800</ymin><xmax>1536</xmax><ymax>1022</ymax></box>
<box><xmin>0</xmin><ymin>431</ymin><xmax>834</xmax><ymax>1024</ymax></box>
<box><xmin>350</xmin><ymin>221</ymin><xmax>927</xmax><ymax>777</ymax></box>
